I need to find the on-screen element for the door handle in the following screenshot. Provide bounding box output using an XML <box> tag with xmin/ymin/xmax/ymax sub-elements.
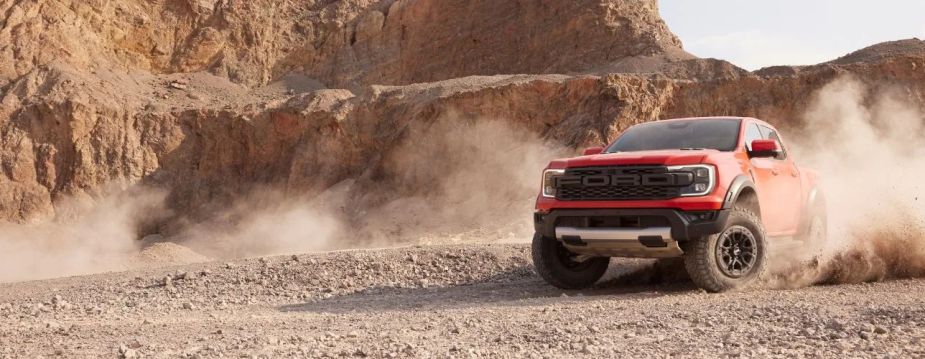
<box><xmin>771</xmin><ymin>168</ymin><xmax>780</xmax><ymax>176</ymax></box>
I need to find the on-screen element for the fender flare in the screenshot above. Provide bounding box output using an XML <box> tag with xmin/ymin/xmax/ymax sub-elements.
<box><xmin>721</xmin><ymin>175</ymin><xmax>757</xmax><ymax>210</ymax></box>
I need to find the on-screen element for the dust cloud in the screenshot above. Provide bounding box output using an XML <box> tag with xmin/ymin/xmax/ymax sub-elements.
<box><xmin>345</xmin><ymin>116</ymin><xmax>567</xmax><ymax>246</ymax></box>
<box><xmin>0</xmin><ymin>186</ymin><xmax>169</xmax><ymax>282</ymax></box>
<box><xmin>173</xmin><ymin>115</ymin><xmax>565</xmax><ymax>258</ymax></box>
<box><xmin>771</xmin><ymin>76</ymin><xmax>925</xmax><ymax>287</ymax></box>
<box><xmin>0</xmin><ymin>115</ymin><xmax>563</xmax><ymax>282</ymax></box>
<box><xmin>171</xmin><ymin>188</ymin><xmax>344</xmax><ymax>259</ymax></box>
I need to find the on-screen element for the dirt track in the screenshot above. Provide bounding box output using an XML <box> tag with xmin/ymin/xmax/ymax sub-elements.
<box><xmin>1</xmin><ymin>244</ymin><xmax>923</xmax><ymax>358</ymax></box>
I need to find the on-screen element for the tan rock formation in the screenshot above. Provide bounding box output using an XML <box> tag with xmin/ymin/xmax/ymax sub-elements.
<box><xmin>0</xmin><ymin>0</ymin><xmax>687</xmax><ymax>89</ymax></box>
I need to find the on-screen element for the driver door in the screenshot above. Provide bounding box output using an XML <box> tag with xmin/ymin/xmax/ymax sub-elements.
<box><xmin>747</xmin><ymin>124</ymin><xmax>803</xmax><ymax>236</ymax></box>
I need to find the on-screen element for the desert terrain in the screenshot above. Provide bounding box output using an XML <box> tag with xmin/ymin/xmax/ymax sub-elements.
<box><xmin>2</xmin><ymin>0</ymin><xmax>925</xmax><ymax>357</ymax></box>
<box><xmin>2</xmin><ymin>245</ymin><xmax>925</xmax><ymax>358</ymax></box>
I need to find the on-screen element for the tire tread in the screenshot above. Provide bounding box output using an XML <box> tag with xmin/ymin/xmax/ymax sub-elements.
<box><xmin>683</xmin><ymin>207</ymin><xmax>767</xmax><ymax>292</ymax></box>
<box><xmin>532</xmin><ymin>234</ymin><xmax>609</xmax><ymax>289</ymax></box>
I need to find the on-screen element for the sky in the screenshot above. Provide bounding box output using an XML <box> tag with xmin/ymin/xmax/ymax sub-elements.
<box><xmin>660</xmin><ymin>0</ymin><xmax>925</xmax><ymax>70</ymax></box>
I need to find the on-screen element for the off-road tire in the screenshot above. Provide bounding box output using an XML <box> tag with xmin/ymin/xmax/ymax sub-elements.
<box><xmin>683</xmin><ymin>207</ymin><xmax>768</xmax><ymax>292</ymax></box>
<box><xmin>532</xmin><ymin>233</ymin><xmax>610</xmax><ymax>289</ymax></box>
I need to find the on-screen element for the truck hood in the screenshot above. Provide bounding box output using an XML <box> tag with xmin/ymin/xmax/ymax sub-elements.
<box><xmin>549</xmin><ymin>149</ymin><xmax>716</xmax><ymax>168</ymax></box>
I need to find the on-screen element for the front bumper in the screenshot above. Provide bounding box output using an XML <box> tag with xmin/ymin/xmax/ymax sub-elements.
<box><xmin>534</xmin><ymin>208</ymin><xmax>730</xmax><ymax>258</ymax></box>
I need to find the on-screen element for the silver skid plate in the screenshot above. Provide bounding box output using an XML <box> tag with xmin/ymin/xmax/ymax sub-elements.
<box><xmin>555</xmin><ymin>226</ymin><xmax>684</xmax><ymax>258</ymax></box>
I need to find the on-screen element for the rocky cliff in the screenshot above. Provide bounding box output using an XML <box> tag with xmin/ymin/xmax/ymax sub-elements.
<box><xmin>0</xmin><ymin>0</ymin><xmax>688</xmax><ymax>89</ymax></box>
<box><xmin>1</xmin><ymin>0</ymin><xmax>924</xmax><ymax>246</ymax></box>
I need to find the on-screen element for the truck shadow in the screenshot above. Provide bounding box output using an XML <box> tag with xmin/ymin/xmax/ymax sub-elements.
<box><xmin>278</xmin><ymin>260</ymin><xmax>696</xmax><ymax>314</ymax></box>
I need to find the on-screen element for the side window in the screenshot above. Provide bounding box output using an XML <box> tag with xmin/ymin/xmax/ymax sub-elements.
<box><xmin>743</xmin><ymin>123</ymin><xmax>762</xmax><ymax>151</ymax></box>
<box><xmin>758</xmin><ymin>125</ymin><xmax>787</xmax><ymax>159</ymax></box>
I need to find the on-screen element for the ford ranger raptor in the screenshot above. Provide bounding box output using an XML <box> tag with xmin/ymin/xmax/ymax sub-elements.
<box><xmin>532</xmin><ymin>117</ymin><xmax>826</xmax><ymax>292</ymax></box>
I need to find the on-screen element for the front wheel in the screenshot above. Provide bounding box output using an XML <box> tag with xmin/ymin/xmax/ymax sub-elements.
<box><xmin>683</xmin><ymin>207</ymin><xmax>768</xmax><ymax>292</ymax></box>
<box><xmin>532</xmin><ymin>233</ymin><xmax>610</xmax><ymax>289</ymax></box>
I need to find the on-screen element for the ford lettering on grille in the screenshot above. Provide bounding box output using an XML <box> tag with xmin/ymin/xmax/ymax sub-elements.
<box><xmin>555</xmin><ymin>166</ymin><xmax>691</xmax><ymax>200</ymax></box>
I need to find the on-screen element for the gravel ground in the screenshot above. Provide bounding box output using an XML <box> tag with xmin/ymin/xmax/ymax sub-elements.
<box><xmin>1</xmin><ymin>243</ymin><xmax>923</xmax><ymax>358</ymax></box>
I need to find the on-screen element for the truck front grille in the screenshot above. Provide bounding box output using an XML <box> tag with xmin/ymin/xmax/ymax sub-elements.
<box><xmin>555</xmin><ymin>166</ymin><xmax>682</xmax><ymax>201</ymax></box>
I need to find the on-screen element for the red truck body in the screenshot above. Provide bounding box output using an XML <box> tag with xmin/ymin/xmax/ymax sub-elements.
<box><xmin>536</xmin><ymin>117</ymin><xmax>819</xmax><ymax>237</ymax></box>
<box><xmin>531</xmin><ymin>117</ymin><xmax>825</xmax><ymax>292</ymax></box>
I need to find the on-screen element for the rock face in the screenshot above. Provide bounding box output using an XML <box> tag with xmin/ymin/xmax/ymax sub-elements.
<box><xmin>1</xmin><ymin>0</ymin><xmax>925</xmax><ymax>241</ymax></box>
<box><xmin>0</xmin><ymin>0</ymin><xmax>687</xmax><ymax>89</ymax></box>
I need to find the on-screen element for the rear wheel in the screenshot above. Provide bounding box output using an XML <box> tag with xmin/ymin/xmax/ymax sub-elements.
<box><xmin>683</xmin><ymin>207</ymin><xmax>768</xmax><ymax>292</ymax></box>
<box><xmin>532</xmin><ymin>233</ymin><xmax>610</xmax><ymax>289</ymax></box>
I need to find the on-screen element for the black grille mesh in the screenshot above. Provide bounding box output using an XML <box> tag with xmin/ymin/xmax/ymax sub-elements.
<box><xmin>565</xmin><ymin>167</ymin><xmax>662</xmax><ymax>176</ymax></box>
<box><xmin>556</xmin><ymin>166</ymin><xmax>681</xmax><ymax>201</ymax></box>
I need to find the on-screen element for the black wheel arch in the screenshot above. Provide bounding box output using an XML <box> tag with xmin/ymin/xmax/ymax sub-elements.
<box><xmin>722</xmin><ymin>175</ymin><xmax>760</xmax><ymax>215</ymax></box>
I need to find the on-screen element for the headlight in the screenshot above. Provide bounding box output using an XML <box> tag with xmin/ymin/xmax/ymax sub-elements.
<box><xmin>541</xmin><ymin>169</ymin><xmax>565</xmax><ymax>198</ymax></box>
<box><xmin>667</xmin><ymin>164</ymin><xmax>715</xmax><ymax>197</ymax></box>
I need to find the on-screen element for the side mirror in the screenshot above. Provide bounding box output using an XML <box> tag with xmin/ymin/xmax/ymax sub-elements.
<box><xmin>749</xmin><ymin>139</ymin><xmax>781</xmax><ymax>158</ymax></box>
<box><xmin>583</xmin><ymin>146</ymin><xmax>604</xmax><ymax>156</ymax></box>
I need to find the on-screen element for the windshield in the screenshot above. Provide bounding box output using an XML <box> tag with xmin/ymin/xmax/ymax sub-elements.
<box><xmin>606</xmin><ymin>118</ymin><xmax>742</xmax><ymax>152</ymax></box>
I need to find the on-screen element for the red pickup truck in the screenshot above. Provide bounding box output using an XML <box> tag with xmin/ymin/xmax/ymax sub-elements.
<box><xmin>532</xmin><ymin>117</ymin><xmax>826</xmax><ymax>292</ymax></box>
